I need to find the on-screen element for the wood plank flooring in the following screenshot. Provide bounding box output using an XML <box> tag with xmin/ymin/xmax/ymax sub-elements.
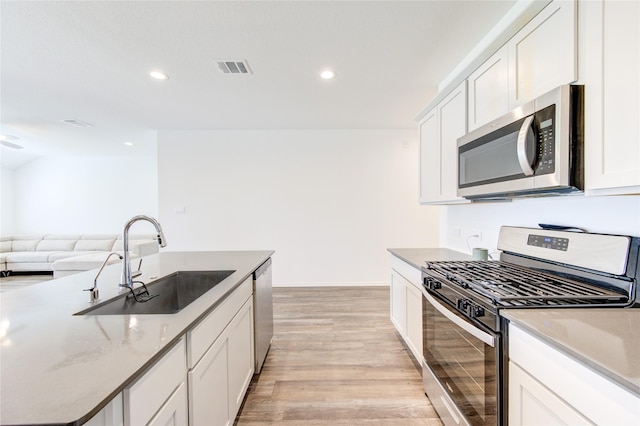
<box><xmin>235</xmin><ymin>287</ymin><xmax>442</xmax><ymax>425</ymax></box>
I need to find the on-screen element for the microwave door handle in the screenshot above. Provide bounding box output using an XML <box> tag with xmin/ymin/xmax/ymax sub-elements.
<box><xmin>516</xmin><ymin>115</ymin><xmax>535</xmax><ymax>176</ymax></box>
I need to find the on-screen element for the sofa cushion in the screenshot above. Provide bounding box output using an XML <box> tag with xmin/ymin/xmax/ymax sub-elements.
<box><xmin>47</xmin><ymin>251</ymin><xmax>100</xmax><ymax>262</ymax></box>
<box><xmin>52</xmin><ymin>252</ymin><xmax>134</xmax><ymax>272</ymax></box>
<box><xmin>43</xmin><ymin>234</ymin><xmax>82</xmax><ymax>240</ymax></box>
<box><xmin>75</xmin><ymin>239</ymin><xmax>115</xmax><ymax>251</ymax></box>
<box><xmin>0</xmin><ymin>240</ymin><xmax>11</xmax><ymax>252</ymax></box>
<box><xmin>11</xmin><ymin>239</ymin><xmax>40</xmax><ymax>252</ymax></box>
<box><xmin>37</xmin><ymin>240</ymin><xmax>77</xmax><ymax>252</ymax></box>
<box><xmin>5</xmin><ymin>251</ymin><xmax>55</xmax><ymax>263</ymax></box>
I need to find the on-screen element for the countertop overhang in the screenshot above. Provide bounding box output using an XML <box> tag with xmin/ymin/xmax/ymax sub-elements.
<box><xmin>0</xmin><ymin>250</ymin><xmax>274</xmax><ymax>426</ymax></box>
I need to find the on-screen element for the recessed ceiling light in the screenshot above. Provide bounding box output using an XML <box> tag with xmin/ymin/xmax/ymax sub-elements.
<box><xmin>124</xmin><ymin>142</ymin><xmax>134</xmax><ymax>146</ymax></box>
<box><xmin>320</xmin><ymin>70</ymin><xmax>335</xmax><ymax>80</ymax></box>
<box><xmin>150</xmin><ymin>70</ymin><xmax>169</xmax><ymax>80</ymax></box>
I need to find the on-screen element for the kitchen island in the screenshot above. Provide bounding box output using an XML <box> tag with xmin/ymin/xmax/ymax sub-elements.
<box><xmin>0</xmin><ymin>250</ymin><xmax>273</xmax><ymax>425</ymax></box>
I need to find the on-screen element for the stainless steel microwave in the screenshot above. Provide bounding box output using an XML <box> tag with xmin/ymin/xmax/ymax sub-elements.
<box><xmin>457</xmin><ymin>85</ymin><xmax>584</xmax><ymax>200</ymax></box>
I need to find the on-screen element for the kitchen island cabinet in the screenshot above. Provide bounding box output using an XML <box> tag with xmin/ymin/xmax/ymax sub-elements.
<box><xmin>0</xmin><ymin>250</ymin><xmax>273</xmax><ymax>425</ymax></box>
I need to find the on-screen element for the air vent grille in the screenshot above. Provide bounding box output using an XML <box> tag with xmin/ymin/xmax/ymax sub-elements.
<box><xmin>216</xmin><ymin>60</ymin><xmax>251</xmax><ymax>74</ymax></box>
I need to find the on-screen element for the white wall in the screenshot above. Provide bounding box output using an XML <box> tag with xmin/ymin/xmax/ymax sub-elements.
<box><xmin>11</xmin><ymin>155</ymin><xmax>158</xmax><ymax>234</ymax></box>
<box><xmin>442</xmin><ymin>195</ymin><xmax>640</xmax><ymax>257</ymax></box>
<box><xmin>158</xmin><ymin>129</ymin><xmax>439</xmax><ymax>286</ymax></box>
<box><xmin>1</xmin><ymin>167</ymin><xmax>15</xmax><ymax>235</ymax></box>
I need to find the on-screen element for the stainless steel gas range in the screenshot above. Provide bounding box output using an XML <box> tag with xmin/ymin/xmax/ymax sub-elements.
<box><xmin>420</xmin><ymin>226</ymin><xmax>639</xmax><ymax>426</ymax></box>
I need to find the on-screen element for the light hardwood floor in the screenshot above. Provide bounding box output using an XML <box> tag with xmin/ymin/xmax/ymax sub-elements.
<box><xmin>235</xmin><ymin>287</ymin><xmax>442</xmax><ymax>425</ymax></box>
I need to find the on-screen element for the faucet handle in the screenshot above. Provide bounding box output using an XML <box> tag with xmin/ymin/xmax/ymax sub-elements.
<box><xmin>131</xmin><ymin>258</ymin><xmax>143</xmax><ymax>278</ymax></box>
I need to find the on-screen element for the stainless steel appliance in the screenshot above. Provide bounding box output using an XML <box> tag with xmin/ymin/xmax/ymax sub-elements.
<box><xmin>253</xmin><ymin>258</ymin><xmax>273</xmax><ymax>373</ymax></box>
<box><xmin>421</xmin><ymin>226</ymin><xmax>639</xmax><ymax>426</ymax></box>
<box><xmin>457</xmin><ymin>85</ymin><xmax>584</xmax><ymax>200</ymax></box>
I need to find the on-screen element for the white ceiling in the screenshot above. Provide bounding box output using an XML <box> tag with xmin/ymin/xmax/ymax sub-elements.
<box><xmin>0</xmin><ymin>0</ymin><xmax>516</xmax><ymax>169</ymax></box>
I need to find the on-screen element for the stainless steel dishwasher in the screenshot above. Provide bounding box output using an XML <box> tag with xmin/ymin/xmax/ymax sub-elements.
<box><xmin>253</xmin><ymin>258</ymin><xmax>273</xmax><ymax>373</ymax></box>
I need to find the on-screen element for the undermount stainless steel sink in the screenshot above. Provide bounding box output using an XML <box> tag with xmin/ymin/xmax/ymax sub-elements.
<box><xmin>75</xmin><ymin>270</ymin><xmax>235</xmax><ymax>315</ymax></box>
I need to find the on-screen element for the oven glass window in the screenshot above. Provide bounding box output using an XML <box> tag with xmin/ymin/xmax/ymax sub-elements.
<box><xmin>424</xmin><ymin>297</ymin><xmax>497</xmax><ymax>425</ymax></box>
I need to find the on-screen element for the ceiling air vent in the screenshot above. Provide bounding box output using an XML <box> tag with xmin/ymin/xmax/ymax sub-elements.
<box><xmin>216</xmin><ymin>60</ymin><xmax>251</xmax><ymax>74</ymax></box>
<box><xmin>61</xmin><ymin>119</ymin><xmax>93</xmax><ymax>127</ymax></box>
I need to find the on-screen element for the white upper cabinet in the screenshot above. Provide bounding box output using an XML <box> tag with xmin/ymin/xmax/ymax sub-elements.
<box><xmin>419</xmin><ymin>81</ymin><xmax>468</xmax><ymax>204</ymax></box>
<box><xmin>467</xmin><ymin>45</ymin><xmax>509</xmax><ymax>132</ymax></box>
<box><xmin>580</xmin><ymin>0</ymin><xmax>640</xmax><ymax>194</ymax></box>
<box><xmin>508</xmin><ymin>0</ymin><xmax>577</xmax><ymax>109</ymax></box>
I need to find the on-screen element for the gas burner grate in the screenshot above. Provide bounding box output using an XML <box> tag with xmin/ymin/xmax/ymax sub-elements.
<box><xmin>424</xmin><ymin>261</ymin><xmax>629</xmax><ymax>307</ymax></box>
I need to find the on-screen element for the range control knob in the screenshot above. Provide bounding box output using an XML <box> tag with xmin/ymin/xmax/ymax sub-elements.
<box><xmin>468</xmin><ymin>304</ymin><xmax>485</xmax><ymax>318</ymax></box>
<box><xmin>456</xmin><ymin>299</ymin><xmax>470</xmax><ymax>311</ymax></box>
<box><xmin>424</xmin><ymin>277</ymin><xmax>441</xmax><ymax>290</ymax></box>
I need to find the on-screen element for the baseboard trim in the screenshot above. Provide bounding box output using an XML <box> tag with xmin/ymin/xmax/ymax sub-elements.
<box><xmin>274</xmin><ymin>281</ymin><xmax>389</xmax><ymax>288</ymax></box>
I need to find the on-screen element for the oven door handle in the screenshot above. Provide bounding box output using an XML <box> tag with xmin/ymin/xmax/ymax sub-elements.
<box><xmin>425</xmin><ymin>292</ymin><xmax>496</xmax><ymax>347</ymax></box>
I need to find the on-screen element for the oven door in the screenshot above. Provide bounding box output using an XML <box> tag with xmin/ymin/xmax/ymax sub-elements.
<box><xmin>422</xmin><ymin>291</ymin><xmax>500</xmax><ymax>426</ymax></box>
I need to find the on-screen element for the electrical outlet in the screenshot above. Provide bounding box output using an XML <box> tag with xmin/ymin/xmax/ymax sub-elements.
<box><xmin>462</xmin><ymin>228</ymin><xmax>482</xmax><ymax>242</ymax></box>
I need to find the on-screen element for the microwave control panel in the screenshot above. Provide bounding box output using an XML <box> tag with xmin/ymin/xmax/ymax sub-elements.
<box><xmin>535</xmin><ymin>105</ymin><xmax>556</xmax><ymax>175</ymax></box>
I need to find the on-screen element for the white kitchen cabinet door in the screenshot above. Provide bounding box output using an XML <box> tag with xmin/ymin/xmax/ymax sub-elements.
<box><xmin>147</xmin><ymin>382</ymin><xmax>189</xmax><ymax>426</ymax></box>
<box><xmin>227</xmin><ymin>299</ymin><xmax>255</xmax><ymax>421</ymax></box>
<box><xmin>508</xmin><ymin>0</ymin><xmax>577</xmax><ymax>109</ymax></box>
<box><xmin>419</xmin><ymin>108</ymin><xmax>440</xmax><ymax>204</ymax></box>
<box><xmin>419</xmin><ymin>81</ymin><xmax>468</xmax><ymax>204</ymax></box>
<box><xmin>438</xmin><ymin>81</ymin><xmax>468</xmax><ymax>202</ymax></box>
<box><xmin>581</xmin><ymin>0</ymin><xmax>640</xmax><ymax>193</ymax></box>
<box><xmin>84</xmin><ymin>394</ymin><xmax>124</xmax><ymax>426</ymax></box>
<box><xmin>390</xmin><ymin>270</ymin><xmax>407</xmax><ymax>335</ymax></box>
<box><xmin>467</xmin><ymin>45</ymin><xmax>509</xmax><ymax>131</ymax></box>
<box><xmin>124</xmin><ymin>339</ymin><xmax>187</xmax><ymax>426</ymax></box>
<box><xmin>189</xmin><ymin>331</ymin><xmax>231</xmax><ymax>426</ymax></box>
<box><xmin>404</xmin><ymin>280</ymin><xmax>423</xmax><ymax>364</ymax></box>
<box><xmin>509</xmin><ymin>362</ymin><xmax>592</xmax><ymax>426</ymax></box>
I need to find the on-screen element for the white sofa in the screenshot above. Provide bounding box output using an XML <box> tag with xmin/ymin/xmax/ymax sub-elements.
<box><xmin>0</xmin><ymin>234</ymin><xmax>160</xmax><ymax>278</ymax></box>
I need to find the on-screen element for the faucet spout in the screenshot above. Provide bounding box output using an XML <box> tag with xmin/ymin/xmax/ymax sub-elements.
<box><xmin>120</xmin><ymin>215</ymin><xmax>167</xmax><ymax>289</ymax></box>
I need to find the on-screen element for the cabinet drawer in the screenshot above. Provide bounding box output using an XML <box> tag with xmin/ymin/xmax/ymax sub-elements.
<box><xmin>390</xmin><ymin>255</ymin><xmax>421</xmax><ymax>287</ymax></box>
<box><xmin>124</xmin><ymin>338</ymin><xmax>186</xmax><ymax>426</ymax></box>
<box><xmin>188</xmin><ymin>277</ymin><xmax>252</xmax><ymax>368</ymax></box>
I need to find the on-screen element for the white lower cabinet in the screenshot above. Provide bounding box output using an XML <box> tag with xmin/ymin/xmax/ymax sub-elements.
<box><xmin>124</xmin><ymin>338</ymin><xmax>187</xmax><ymax>426</ymax></box>
<box><xmin>509</xmin><ymin>323</ymin><xmax>640</xmax><ymax>426</ymax></box>
<box><xmin>389</xmin><ymin>255</ymin><xmax>423</xmax><ymax>364</ymax></box>
<box><xmin>509</xmin><ymin>362</ymin><xmax>592</xmax><ymax>425</ymax></box>
<box><xmin>188</xmin><ymin>277</ymin><xmax>255</xmax><ymax>426</ymax></box>
<box><xmin>147</xmin><ymin>382</ymin><xmax>188</xmax><ymax>426</ymax></box>
<box><xmin>84</xmin><ymin>394</ymin><xmax>124</xmax><ymax>426</ymax></box>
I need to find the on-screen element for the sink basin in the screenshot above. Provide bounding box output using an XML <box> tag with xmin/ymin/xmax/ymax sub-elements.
<box><xmin>75</xmin><ymin>270</ymin><xmax>235</xmax><ymax>315</ymax></box>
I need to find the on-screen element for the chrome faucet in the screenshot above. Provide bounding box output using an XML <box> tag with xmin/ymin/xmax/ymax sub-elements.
<box><xmin>85</xmin><ymin>252</ymin><xmax>123</xmax><ymax>302</ymax></box>
<box><xmin>120</xmin><ymin>215</ymin><xmax>167</xmax><ymax>289</ymax></box>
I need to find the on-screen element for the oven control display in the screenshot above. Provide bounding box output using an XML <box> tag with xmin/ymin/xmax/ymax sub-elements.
<box><xmin>527</xmin><ymin>234</ymin><xmax>569</xmax><ymax>251</ymax></box>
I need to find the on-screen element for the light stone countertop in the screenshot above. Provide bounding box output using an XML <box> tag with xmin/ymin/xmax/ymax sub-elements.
<box><xmin>389</xmin><ymin>247</ymin><xmax>640</xmax><ymax>398</ymax></box>
<box><xmin>0</xmin><ymin>250</ymin><xmax>273</xmax><ymax>426</ymax></box>
<box><xmin>387</xmin><ymin>248</ymin><xmax>472</xmax><ymax>269</ymax></box>
<box><xmin>502</xmin><ymin>308</ymin><xmax>640</xmax><ymax>397</ymax></box>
